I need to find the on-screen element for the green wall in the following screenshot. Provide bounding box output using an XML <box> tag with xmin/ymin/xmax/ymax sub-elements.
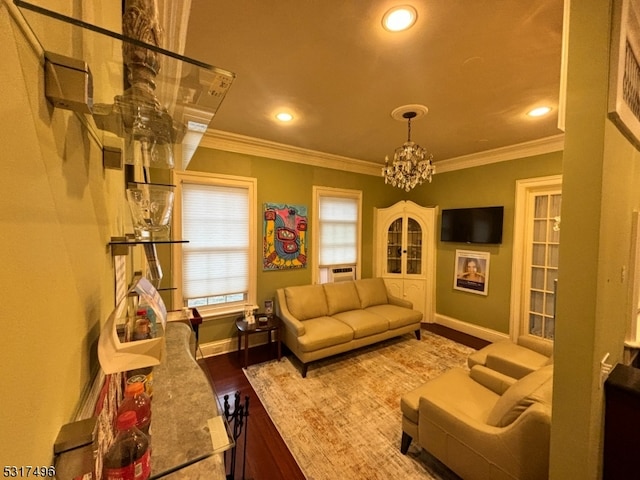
<box><xmin>187</xmin><ymin>149</ymin><xmax>408</xmax><ymax>344</ymax></box>
<box><xmin>188</xmin><ymin>147</ymin><xmax>562</xmax><ymax>344</ymax></box>
<box><xmin>414</xmin><ymin>153</ymin><xmax>562</xmax><ymax>333</ymax></box>
<box><xmin>549</xmin><ymin>1</ymin><xmax>640</xmax><ymax>477</ymax></box>
<box><xmin>1</xmin><ymin>4</ymin><xmax>120</xmax><ymax>465</ymax></box>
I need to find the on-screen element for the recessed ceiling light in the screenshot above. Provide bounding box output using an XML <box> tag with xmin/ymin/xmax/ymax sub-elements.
<box><xmin>527</xmin><ymin>106</ymin><xmax>552</xmax><ymax>117</ymax></box>
<box><xmin>275</xmin><ymin>112</ymin><xmax>294</xmax><ymax>122</ymax></box>
<box><xmin>382</xmin><ymin>5</ymin><xmax>417</xmax><ymax>32</ymax></box>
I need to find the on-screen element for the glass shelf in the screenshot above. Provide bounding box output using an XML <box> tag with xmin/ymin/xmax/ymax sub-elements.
<box><xmin>109</xmin><ymin>236</ymin><xmax>187</xmax><ymax>256</ymax></box>
<box><xmin>109</xmin><ymin>237</ymin><xmax>188</xmax><ymax>246</ymax></box>
<box><xmin>13</xmin><ymin>0</ymin><xmax>236</xmax><ymax>169</ymax></box>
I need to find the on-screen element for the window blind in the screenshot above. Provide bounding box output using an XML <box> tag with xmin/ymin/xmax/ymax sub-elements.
<box><xmin>318</xmin><ymin>196</ymin><xmax>358</xmax><ymax>265</ymax></box>
<box><xmin>182</xmin><ymin>183</ymin><xmax>249</xmax><ymax>300</ymax></box>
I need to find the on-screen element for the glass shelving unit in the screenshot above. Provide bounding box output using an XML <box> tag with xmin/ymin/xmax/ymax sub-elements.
<box><xmin>385</xmin><ymin>217</ymin><xmax>423</xmax><ymax>275</ymax></box>
<box><xmin>13</xmin><ymin>0</ymin><xmax>236</xmax><ymax>170</ymax></box>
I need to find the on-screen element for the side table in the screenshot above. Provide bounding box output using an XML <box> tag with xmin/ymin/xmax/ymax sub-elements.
<box><xmin>235</xmin><ymin>314</ymin><xmax>282</xmax><ymax>368</ymax></box>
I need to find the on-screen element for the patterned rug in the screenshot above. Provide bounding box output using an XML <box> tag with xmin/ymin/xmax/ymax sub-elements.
<box><xmin>243</xmin><ymin>331</ymin><xmax>474</xmax><ymax>479</ymax></box>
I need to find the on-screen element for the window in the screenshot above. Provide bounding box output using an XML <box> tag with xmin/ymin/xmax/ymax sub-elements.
<box><xmin>172</xmin><ymin>171</ymin><xmax>257</xmax><ymax>316</ymax></box>
<box><xmin>510</xmin><ymin>175</ymin><xmax>562</xmax><ymax>342</ymax></box>
<box><xmin>312</xmin><ymin>186</ymin><xmax>362</xmax><ymax>284</ymax></box>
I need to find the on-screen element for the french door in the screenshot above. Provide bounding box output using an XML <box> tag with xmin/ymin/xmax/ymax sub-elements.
<box><xmin>511</xmin><ymin>176</ymin><xmax>562</xmax><ymax>341</ymax></box>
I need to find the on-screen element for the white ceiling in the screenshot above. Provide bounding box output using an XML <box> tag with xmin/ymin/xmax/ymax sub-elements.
<box><xmin>183</xmin><ymin>0</ymin><xmax>564</xmax><ymax>167</ymax></box>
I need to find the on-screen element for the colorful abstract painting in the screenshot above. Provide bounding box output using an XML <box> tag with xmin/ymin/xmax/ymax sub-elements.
<box><xmin>263</xmin><ymin>203</ymin><xmax>308</xmax><ymax>270</ymax></box>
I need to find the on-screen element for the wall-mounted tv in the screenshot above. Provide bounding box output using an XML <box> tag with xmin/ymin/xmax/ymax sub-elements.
<box><xmin>440</xmin><ymin>206</ymin><xmax>504</xmax><ymax>244</ymax></box>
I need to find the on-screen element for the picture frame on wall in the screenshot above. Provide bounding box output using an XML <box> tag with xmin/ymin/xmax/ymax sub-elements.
<box><xmin>608</xmin><ymin>0</ymin><xmax>640</xmax><ymax>148</ymax></box>
<box><xmin>454</xmin><ymin>249</ymin><xmax>490</xmax><ymax>296</ymax></box>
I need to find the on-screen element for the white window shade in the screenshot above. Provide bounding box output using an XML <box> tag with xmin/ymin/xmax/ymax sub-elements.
<box><xmin>319</xmin><ymin>196</ymin><xmax>358</xmax><ymax>265</ymax></box>
<box><xmin>182</xmin><ymin>183</ymin><xmax>249</xmax><ymax>300</ymax></box>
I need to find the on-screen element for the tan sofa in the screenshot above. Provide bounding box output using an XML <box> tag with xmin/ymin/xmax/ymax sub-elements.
<box><xmin>275</xmin><ymin>278</ymin><xmax>423</xmax><ymax>377</ymax></box>
<box><xmin>401</xmin><ymin>364</ymin><xmax>553</xmax><ymax>480</ymax></box>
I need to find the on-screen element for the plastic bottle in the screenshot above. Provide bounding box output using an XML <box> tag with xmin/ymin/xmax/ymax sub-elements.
<box><xmin>127</xmin><ymin>367</ymin><xmax>154</xmax><ymax>397</ymax></box>
<box><xmin>144</xmin><ymin>305</ymin><xmax>157</xmax><ymax>337</ymax></box>
<box><xmin>132</xmin><ymin>308</ymin><xmax>151</xmax><ymax>341</ymax></box>
<box><xmin>102</xmin><ymin>411</ymin><xmax>151</xmax><ymax>480</ymax></box>
<box><xmin>117</xmin><ymin>381</ymin><xmax>152</xmax><ymax>436</ymax></box>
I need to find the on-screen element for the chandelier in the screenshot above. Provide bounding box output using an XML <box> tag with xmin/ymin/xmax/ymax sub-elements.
<box><xmin>382</xmin><ymin>109</ymin><xmax>435</xmax><ymax>192</ymax></box>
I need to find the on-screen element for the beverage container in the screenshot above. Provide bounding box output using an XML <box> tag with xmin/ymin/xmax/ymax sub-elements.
<box><xmin>103</xmin><ymin>411</ymin><xmax>151</xmax><ymax>480</ymax></box>
<box><xmin>127</xmin><ymin>367</ymin><xmax>154</xmax><ymax>397</ymax></box>
<box><xmin>132</xmin><ymin>308</ymin><xmax>152</xmax><ymax>341</ymax></box>
<box><xmin>117</xmin><ymin>382</ymin><xmax>152</xmax><ymax>436</ymax></box>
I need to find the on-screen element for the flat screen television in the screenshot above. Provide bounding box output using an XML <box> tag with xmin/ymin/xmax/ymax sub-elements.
<box><xmin>440</xmin><ymin>206</ymin><xmax>504</xmax><ymax>244</ymax></box>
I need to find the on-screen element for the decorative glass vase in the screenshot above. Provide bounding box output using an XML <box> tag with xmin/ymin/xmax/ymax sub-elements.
<box><xmin>126</xmin><ymin>184</ymin><xmax>175</xmax><ymax>241</ymax></box>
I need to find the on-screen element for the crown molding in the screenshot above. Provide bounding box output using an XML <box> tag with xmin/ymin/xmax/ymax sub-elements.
<box><xmin>199</xmin><ymin>129</ymin><xmax>565</xmax><ymax>176</ymax></box>
<box><xmin>200</xmin><ymin>129</ymin><xmax>381</xmax><ymax>176</ymax></box>
<box><xmin>434</xmin><ymin>134</ymin><xmax>565</xmax><ymax>173</ymax></box>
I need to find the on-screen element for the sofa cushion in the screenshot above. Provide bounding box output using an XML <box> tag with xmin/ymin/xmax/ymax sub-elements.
<box><xmin>284</xmin><ymin>285</ymin><xmax>329</xmax><ymax>320</ymax></box>
<box><xmin>332</xmin><ymin>310</ymin><xmax>389</xmax><ymax>338</ymax></box>
<box><xmin>297</xmin><ymin>316</ymin><xmax>354</xmax><ymax>352</ymax></box>
<box><xmin>323</xmin><ymin>281</ymin><xmax>362</xmax><ymax>315</ymax></box>
<box><xmin>365</xmin><ymin>304</ymin><xmax>422</xmax><ymax>329</ymax></box>
<box><xmin>486</xmin><ymin>365</ymin><xmax>553</xmax><ymax>427</ymax></box>
<box><xmin>354</xmin><ymin>278</ymin><xmax>389</xmax><ymax>308</ymax></box>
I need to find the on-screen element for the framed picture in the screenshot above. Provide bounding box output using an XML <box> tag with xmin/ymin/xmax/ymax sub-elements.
<box><xmin>454</xmin><ymin>250</ymin><xmax>490</xmax><ymax>296</ymax></box>
<box><xmin>264</xmin><ymin>299</ymin><xmax>274</xmax><ymax>316</ymax></box>
<box><xmin>609</xmin><ymin>0</ymin><xmax>640</xmax><ymax>148</ymax></box>
<box><xmin>263</xmin><ymin>203</ymin><xmax>308</xmax><ymax>270</ymax></box>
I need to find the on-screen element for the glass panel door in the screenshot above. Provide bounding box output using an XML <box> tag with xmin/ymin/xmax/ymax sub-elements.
<box><xmin>527</xmin><ymin>193</ymin><xmax>561</xmax><ymax>340</ymax></box>
<box><xmin>386</xmin><ymin>218</ymin><xmax>403</xmax><ymax>274</ymax></box>
<box><xmin>406</xmin><ymin>218</ymin><xmax>422</xmax><ymax>275</ymax></box>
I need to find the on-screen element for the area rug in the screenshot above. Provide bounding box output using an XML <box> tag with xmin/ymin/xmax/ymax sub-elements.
<box><xmin>243</xmin><ymin>331</ymin><xmax>474</xmax><ymax>479</ymax></box>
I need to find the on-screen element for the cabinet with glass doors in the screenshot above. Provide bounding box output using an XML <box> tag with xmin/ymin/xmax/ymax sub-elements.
<box><xmin>374</xmin><ymin>201</ymin><xmax>437</xmax><ymax>320</ymax></box>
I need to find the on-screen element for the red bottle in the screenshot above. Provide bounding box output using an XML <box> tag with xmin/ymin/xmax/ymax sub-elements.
<box><xmin>117</xmin><ymin>381</ymin><xmax>152</xmax><ymax>436</ymax></box>
<box><xmin>103</xmin><ymin>411</ymin><xmax>151</xmax><ymax>480</ymax></box>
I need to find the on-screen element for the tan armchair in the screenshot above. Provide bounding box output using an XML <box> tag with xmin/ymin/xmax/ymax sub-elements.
<box><xmin>400</xmin><ymin>365</ymin><xmax>553</xmax><ymax>480</ymax></box>
<box><xmin>468</xmin><ymin>335</ymin><xmax>554</xmax><ymax>379</ymax></box>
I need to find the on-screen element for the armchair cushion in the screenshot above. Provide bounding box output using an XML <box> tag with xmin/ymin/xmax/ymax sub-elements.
<box><xmin>468</xmin><ymin>335</ymin><xmax>553</xmax><ymax>379</ymax></box>
<box><xmin>470</xmin><ymin>365</ymin><xmax>517</xmax><ymax>395</ymax></box>
<box><xmin>486</xmin><ymin>365</ymin><xmax>553</xmax><ymax>427</ymax></box>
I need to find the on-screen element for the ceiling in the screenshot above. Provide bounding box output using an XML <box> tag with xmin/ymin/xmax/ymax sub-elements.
<box><xmin>183</xmin><ymin>0</ymin><xmax>565</xmax><ymax>167</ymax></box>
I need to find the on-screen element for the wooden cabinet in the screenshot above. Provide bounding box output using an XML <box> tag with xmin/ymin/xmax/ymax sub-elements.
<box><xmin>374</xmin><ymin>201</ymin><xmax>437</xmax><ymax>321</ymax></box>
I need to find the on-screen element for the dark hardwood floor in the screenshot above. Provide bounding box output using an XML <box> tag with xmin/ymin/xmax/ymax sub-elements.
<box><xmin>203</xmin><ymin>324</ymin><xmax>489</xmax><ymax>480</ymax></box>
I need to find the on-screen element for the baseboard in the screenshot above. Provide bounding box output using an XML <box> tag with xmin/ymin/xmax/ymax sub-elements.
<box><xmin>199</xmin><ymin>317</ymin><xmax>507</xmax><ymax>358</ymax></box>
<box><xmin>431</xmin><ymin>314</ymin><xmax>509</xmax><ymax>344</ymax></box>
<box><xmin>199</xmin><ymin>332</ymin><xmax>274</xmax><ymax>359</ymax></box>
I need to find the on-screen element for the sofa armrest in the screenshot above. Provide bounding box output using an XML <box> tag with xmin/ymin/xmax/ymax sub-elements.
<box><xmin>387</xmin><ymin>294</ymin><xmax>413</xmax><ymax>309</ymax></box>
<box><xmin>275</xmin><ymin>289</ymin><xmax>306</xmax><ymax>337</ymax></box>
<box><xmin>470</xmin><ymin>365</ymin><xmax>517</xmax><ymax>395</ymax></box>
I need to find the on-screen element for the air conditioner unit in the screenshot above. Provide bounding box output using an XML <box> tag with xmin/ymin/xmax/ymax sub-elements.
<box><xmin>328</xmin><ymin>266</ymin><xmax>356</xmax><ymax>283</ymax></box>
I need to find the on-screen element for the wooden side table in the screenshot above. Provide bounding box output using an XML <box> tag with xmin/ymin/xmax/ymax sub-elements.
<box><xmin>235</xmin><ymin>314</ymin><xmax>282</xmax><ymax>368</ymax></box>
